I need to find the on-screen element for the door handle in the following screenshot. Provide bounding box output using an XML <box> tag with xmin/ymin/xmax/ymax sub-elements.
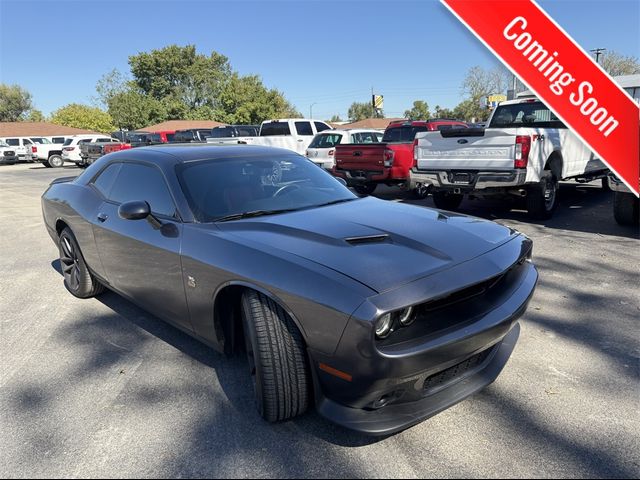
<box><xmin>97</xmin><ymin>212</ymin><xmax>108</xmax><ymax>222</ymax></box>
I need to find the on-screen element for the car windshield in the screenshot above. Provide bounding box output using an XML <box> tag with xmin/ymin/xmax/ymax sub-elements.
<box><xmin>382</xmin><ymin>126</ymin><xmax>428</xmax><ymax>143</ymax></box>
<box><xmin>308</xmin><ymin>133</ymin><xmax>343</xmax><ymax>148</ymax></box>
<box><xmin>177</xmin><ymin>153</ymin><xmax>357</xmax><ymax>222</ymax></box>
<box><xmin>489</xmin><ymin>101</ymin><xmax>565</xmax><ymax>129</ymax></box>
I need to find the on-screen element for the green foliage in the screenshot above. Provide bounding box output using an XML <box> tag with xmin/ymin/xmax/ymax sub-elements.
<box><xmin>452</xmin><ymin>99</ymin><xmax>490</xmax><ymax>122</ymax></box>
<box><xmin>0</xmin><ymin>84</ymin><xmax>33</xmax><ymax>121</ymax></box>
<box><xmin>107</xmin><ymin>89</ymin><xmax>167</xmax><ymax>130</ymax></box>
<box><xmin>434</xmin><ymin>105</ymin><xmax>455</xmax><ymax>119</ymax></box>
<box><xmin>600</xmin><ymin>51</ymin><xmax>640</xmax><ymax>76</ymax></box>
<box><xmin>26</xmin><ymin>109</ymin><xmax>46</xmax><ymax>122</ymax></box>
<box><xmin>329</xmin><ymin>114</ymin><xmax>343</xmax><ymax>123</ymax></box>
<box><xmin>348</xmin><ymin>102</ymin><xmax>378</xmax><ymax>122</ymax></box>
<box><xmin>50</xmin><ymin>104</ymin><xmax>115</xmax><ymax>133</ymax></box>
<box><xmin>95</xmin><ymin>44</ymin><xmax>300</xmax><ymax>128</ymax></box>
<box><xmin>404</xmin><ymin>100</ymin><xmax>430</xmax><ymax>120</ymax></box>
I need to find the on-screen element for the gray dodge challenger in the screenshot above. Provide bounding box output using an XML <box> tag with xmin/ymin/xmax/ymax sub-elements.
<box><xmin>42</xmin><ymin>145</ymin><xmax>538</xmax><ymax>435</ymax></box>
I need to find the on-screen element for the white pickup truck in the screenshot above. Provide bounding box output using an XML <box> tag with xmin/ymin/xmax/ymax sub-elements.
<box><xmin>410</xmin><ymin>97</ymin><xmax>608</xmax><ymax>219</ymax></box>
<box><xmin>206</xmin><ymin>118</ymin><xmax>333</xmax><ymax>155</ymax></box>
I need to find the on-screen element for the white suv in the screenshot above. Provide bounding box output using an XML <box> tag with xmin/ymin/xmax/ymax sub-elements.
<box><xmin>61</xmin><ymin>135</ymin><xmax>118</xmax><ymax>165</ymax></box>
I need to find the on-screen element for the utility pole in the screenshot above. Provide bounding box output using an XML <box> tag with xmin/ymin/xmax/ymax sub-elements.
<box><xmin>309</xmin><ymin>102</ymin><xmax>317</xmax><ymax>119</ymax></box>
<box><xmin>590</xmin><ymin>48</ymin><xmax>606</xmax><ymax>64</ymax></box>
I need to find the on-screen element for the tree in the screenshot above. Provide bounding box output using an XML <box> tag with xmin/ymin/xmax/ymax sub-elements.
<box><xmin>434</xmin><ymin>105</ymin><xmax>455</xmax><ymax>119</ymax></box>
<box><xmin>26</xmin><ymin>109</ymin><xmax>45</xmax><ymax>122</ymax></box>
<box><xmin>329</xmin><ymin>114</ymin><xmax>343</xmax><ymax>123</ymax></box>
<box><xmin>215</xmin><ymin>73</ymin><xmax>299</xmax><ymax>124</ymax></box>
<box><xmin>452</xmin><ymin>98</ymin><xmax>491</xmax><ymax>122</ymax></box>
<box><xmin>128</xmin><ymin>45</ymin><xmax>231</xmax><ymax>115</ymax></box>
<box><xmin>461</xmin><ymin>65</ymin><xmax>509</xmax><ymax>100</ymax></box>
<box><xmin>50</xmin><ymin>104</ymin><xmax>115</xmax><ymax>133</ymax></box>
<box><xmin>404</xmin><ymin>100</ymin><xmax>430</xmax><ymax>120</ymax></box>
<box><xmin>95</xmin><ymin>69</ymin><xmax>128</xmax><ymax>108</ymax></box>
<box><xmin>107</xmin><ymin>89</ymin><xmax>167</xmax><ymax>130</ymax></box>
<box><xmin>348</xmin><ymin>101</ymin><xmax>378</xmax><ymax>122</ymax></box>
<box><xmin>600</xmin><ymin>51</ymin><xmax>640</xmax><ymax>76</ymax></box>
<box><xmin>0</xmin><ymin>84</ymin><xmax>33</xmax><ymax>121</ymax></box>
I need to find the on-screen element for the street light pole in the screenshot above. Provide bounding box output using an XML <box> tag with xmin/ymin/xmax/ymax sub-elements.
<box><xmin>310</xmin><ymin>103</ymin><xmax>317</xmax><ymax>119</ymax></box>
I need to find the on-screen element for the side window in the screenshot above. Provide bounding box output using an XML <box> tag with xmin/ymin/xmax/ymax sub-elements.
<box><xmin>79</xmin><ymin>139</ymin><xmax>92</xmax><ymax>144</ymax></box>
<box><xmin>96</xmin><ymin>138</ymin><xmax>111</xmax><ymax>143</ymax></box>
<box><xmin>314</xmin><ymin>122</ymin><xmax>332</xmax><ymax>133</ymax></box>
<box><xmin>295</xmin><ymin>121</ymin><xmax>313</xmax><ymax>136</ymax></box>
<box><xmin>24</xmin><ymin>139</ymin><xmax>33</xmax><ymax>145</ymax></box>
<box><xmin>92</xmin><ymin>163</ymin><xmax>122</xmax><ymax>198</ymax></box>
<box><xmin>6</xmin><ymin>139</ymin><xmax>18</xmax><ymax>146</ymax></box>
<box><xmin>109</xmin><ymin>163</ymin><xmax>177</xmax><ymax>218</ymax></box>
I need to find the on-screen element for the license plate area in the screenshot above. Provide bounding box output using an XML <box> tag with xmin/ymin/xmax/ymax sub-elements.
<box><xmin>449</xmin><ymin>172</ymin><xmax>473</xmax><ymax>184</ymax></box>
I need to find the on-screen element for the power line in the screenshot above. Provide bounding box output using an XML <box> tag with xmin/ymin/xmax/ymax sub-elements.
<box><xmin>590</xmin><ymin>48</ymin><xmax>606</xmax><ymax>64</ymax></box>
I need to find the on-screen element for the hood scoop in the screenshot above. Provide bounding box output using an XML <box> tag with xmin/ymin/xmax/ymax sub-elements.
<box><xmin>345</xmin><ymin>234</ymin><xmax>390</xmax><ymax>245</ymax></box>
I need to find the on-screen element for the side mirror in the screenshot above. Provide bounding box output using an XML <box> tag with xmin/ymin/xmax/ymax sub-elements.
<box><xmin>118</xmin><ymin>200</ymin><xmax>150</xmax><ymax>220</ymax></box>
<box><xmin>335</xmin><ymin>177</ymin><xmax>348</xmax><ymax>187</ymax></box>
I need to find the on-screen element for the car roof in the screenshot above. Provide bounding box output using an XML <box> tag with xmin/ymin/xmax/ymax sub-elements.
<box><xmin>105</xmin><ymin>144</ymin><xmax>300</xmax><ymax>165</ymax></box>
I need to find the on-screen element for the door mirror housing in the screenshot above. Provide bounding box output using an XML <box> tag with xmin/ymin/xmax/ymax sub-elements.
<box><xmin>118</xmin><ymin>200</ymin><xmax>151</xmax><ymax>220</ymax></box>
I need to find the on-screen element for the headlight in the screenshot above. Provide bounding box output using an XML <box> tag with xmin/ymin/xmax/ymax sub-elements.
<box><xmin>375</xmin><ymin>313</ymin><xmax>393</xmax><ymax>339</ymax></box>
<box><xmin>398</xmin><ymin>306</ymin><xmax>415</xmax><ymax>326</ymax></box>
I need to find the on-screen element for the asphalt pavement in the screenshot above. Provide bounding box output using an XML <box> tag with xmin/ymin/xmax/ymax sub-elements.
<box><xmin>1</xmin><ymin>162</ymin><xmax>638</xmax><ymax>478</ymax></box>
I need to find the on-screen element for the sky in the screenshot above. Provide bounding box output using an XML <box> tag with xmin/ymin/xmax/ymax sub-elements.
<box><xmin>0</xmin><ymin>0</ymin><xmax>638</xmax><ymax>120</ymax></box>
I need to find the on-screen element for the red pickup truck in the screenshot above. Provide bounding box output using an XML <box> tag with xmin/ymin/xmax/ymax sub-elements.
<box><xmin>332</xmin><ymin>119</ymin><xmax>468</xmax><ymax>196</ymax></box>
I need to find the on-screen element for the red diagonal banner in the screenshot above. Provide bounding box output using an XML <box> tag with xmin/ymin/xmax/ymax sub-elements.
<box><xmin>442</xmin><ymin>0</ymin><xmax>639</xmax><ymax>196</ymax></box>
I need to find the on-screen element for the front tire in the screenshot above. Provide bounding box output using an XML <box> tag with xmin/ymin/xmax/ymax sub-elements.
<box><xmin>432</xmin><ymin>191</ymin><xmax>464</xmax><ymax>211</ymax></box>
<box><xmin>58</xmin><ymin>227</ymin><xmax>104</xmax><ymax>298</ymax></box>
<box><xmin>48</xmin><ymin>154</ymin><xmax>64</xmax><ymax>168</ymax></box>
<box><xmin>526</xmin><ymin>171</ymin><xmax>559</xmax><ymax>220</ymax></box>
<box><xmin>241</xmin><ymin>290</ymin><xmax>309</xmax><ymax>422</ymax></box>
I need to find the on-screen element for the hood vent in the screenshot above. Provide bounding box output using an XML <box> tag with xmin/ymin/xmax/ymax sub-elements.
<box><xmin>345</xmin><ymin>234</ymin><xmax>390</xmax><ymax>245</ymax></box>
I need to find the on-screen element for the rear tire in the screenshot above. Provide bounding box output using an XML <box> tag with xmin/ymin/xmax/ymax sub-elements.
<box><xmin>526</xmin><ymin>171</ymin><xmax>559</xmax><ymax>220</ymax></box>
<box><xmin>613</xmin><ymin>191</ymin><xmax>639</xmax><ymax>226</ymax></box>
<box><xmin>354</xmin><ymin>183</ymin><xmax>377</xmax><ymax>196</ymax></box>
<box><xmin>58</xmin><ymin>227</ymin><xmax>104</xmax><ymax>298</ymax></box>
<box><xmin>48</xmin><ymin>155</ymin><xmax>64</xmax><ymax>168</ymax></box>
<box><xmin>432</xmin><ymin>191</ymin><xmax>464</xmax><ymax>211</ymax></box>
<box><xmin>241</xmin><ymin>290</ymin><xmax>309</xmax><ymax>422</ymax></box>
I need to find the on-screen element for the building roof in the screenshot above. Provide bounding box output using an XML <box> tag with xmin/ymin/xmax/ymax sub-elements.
<box><xmin>143</xmin><ymin>120</ymin><xmax>226</xmax><ymax>132</ymax></box>
<box><xmin>335</xmin><ymin>118</ymin><xmax>404</xmax><ymax>130</ymax></box>
<box><xmin>0</xmin><ymin>122</ymin><xmax>100</xmax><ymax>137</ymax></box>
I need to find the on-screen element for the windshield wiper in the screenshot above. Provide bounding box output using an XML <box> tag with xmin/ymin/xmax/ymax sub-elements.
<box><xmin>215</xmin><ymin>208</ymin><xmax>299</xmax><ymax>222</ymax></box>
<box><xmin>314</xmin><ymin>198</ymin><xmax>359</xmax><ymax>208</ymax></box>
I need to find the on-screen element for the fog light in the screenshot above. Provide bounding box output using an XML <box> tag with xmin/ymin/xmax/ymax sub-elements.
<box><xmin>375</xmin><ymin>313</ymin><xmax>393</xmax><ymax>339</ymax></box>
<box><xmin>398</xmin><ymin>306</ymin><xmax>415</xmax><ymax>326</ymax></box>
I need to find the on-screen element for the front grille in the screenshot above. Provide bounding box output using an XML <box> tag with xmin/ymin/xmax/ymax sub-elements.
<box><xmin>4</xmin><ymin>151</ymin><xmax>15</xmax><ymax>156</ymax></box>
<box><xmin>423</xmin><ymin>347</ymin><xmax>495</xmax><ymax>394</ymax></box>
<box><xmin>423</xmin><ymin>273</ymin><xmax>505</xmax><ymax>312</ymax></box>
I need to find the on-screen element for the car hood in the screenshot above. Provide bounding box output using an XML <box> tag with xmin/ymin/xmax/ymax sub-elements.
<box><xmin>215</xmin><ymin>197</ymin><xmax>518</xmax><ymax>293</ymax></box>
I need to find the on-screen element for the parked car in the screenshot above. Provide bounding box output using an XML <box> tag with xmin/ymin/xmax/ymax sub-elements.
<box><xmin>173</xmin><ymin>129</ymin><xmax>213</xmax><ymax>143</ymax></box>
<box><xmin>608</xmin><ymin>174</ymin><xmax>639</xmax><ymax>226</ymax></box>
<box><xmin>42</xmin><ymin>144</ymin><xmax>537</xmax><ymax>436</ymax></box>
<box><xmin>306</xmin><ymin>129</ymin><xmax>384</xmax><ymax>170</ymax></box>
<box><xmin>149</xmin><ymin>131</ymin><xmax>175</xmax><ymax>143</ymax></box>
<box><xmin>0</xmin><ymin>137</ymin><xmax>36</xmax><ymax>162</ymax></box>
<box><xmin>410</xmin><ymin>98</ymin><xmax>609</xmax><ymax>218</ymax></box>
<box><xmin>0</xmin><ymin>140</ymin><xmax>18</xmax><ymax>165</ymax></box>
<box><xmin>210</xmin><ymin>125</ymin><xmax>259</xmax><ymax>139</ymax></box>
<box><xmin>61</xmin><ymin>135</ymin><xmax>119</xmax><ymax>165</ymax></box>
<box><xmin>26</xmin><ymin>137</ymin><xmax>67</xmax><ymax>168</ymax></box>
<box><xmin>78</xmin><ymin>142</ymin><xmax>132</xmax><ymax>167</ymax></box>
<box><xmin>207</xmin><ymin>118</ymin><xmax>333</xmax><ymax>155</ymax></box>
<box><xmin>332</xmin><ymin>120</ymin><xmax>468</xmax><ymax>197</ymax></box>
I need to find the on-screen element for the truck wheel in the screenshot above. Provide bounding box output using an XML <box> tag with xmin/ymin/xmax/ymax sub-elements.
<box><xmin>354</xmin><ymin>183</ymin><xmax>377</xmax><ymax>196</ymax></box>
<box><xmin>241</xmin><ymin>290</ymin><xmax>309</xmax><ymax>422</ymax></box>
<box><xmin>613</xmin><ymin>191</ymin><xmax>639</xmax><ymax>226</ymax></box>
<box><xmin>432</xmin><ymin>191</ymin><xmax>464</xmax><ymax>211</ymax></box>
<box><xmin>48</xmin><ymin>155</ymin><xmax>64</xmax><ymax>168</ymax></box>
<box><xmin>526</xmin><ymin>171</ymin><xmax>559</xmax><ymax>220</ymax></box>
<box><xmin>411</xmin><ymin>184</ymin><xmax>430</xmax><ymax>200</ymax></box>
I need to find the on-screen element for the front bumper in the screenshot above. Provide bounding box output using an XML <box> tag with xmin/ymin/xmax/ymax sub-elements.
<box><xmin>310</xmin><ymin>236</ymin><xmax>537</xmax><ymax>435</ymax></box>
<box><xmin>409</xmin><ymin>168</ymin><xmax>527</xmax><ymax>192</ymax></box>
<box><xmin>316</xmin><ymin>324</ymin><xmax>520</xmax><ymax>436</ymax></box>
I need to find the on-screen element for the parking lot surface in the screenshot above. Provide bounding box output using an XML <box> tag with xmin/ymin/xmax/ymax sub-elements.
<box><xmin>1</xmin><ymin>162</ymin><xmax>638</xmax><ymax>478</ymax></box>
